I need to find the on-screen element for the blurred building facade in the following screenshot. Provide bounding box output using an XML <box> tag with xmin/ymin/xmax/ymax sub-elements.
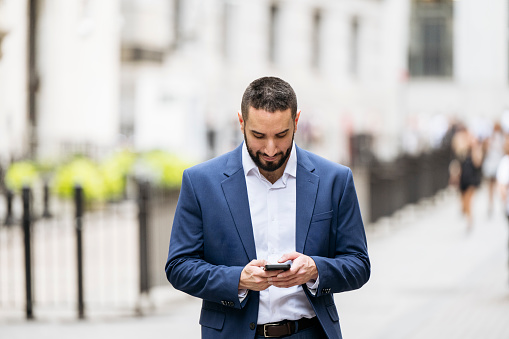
<box><xmin>0</xmin><ymin>0</ymin><xmax>29</xmax><ymax>164</ymax></box>
<box><xmin>0</xmin><ymin>0</ymin><xmax>508</xmax><ymax>167</ymax></box>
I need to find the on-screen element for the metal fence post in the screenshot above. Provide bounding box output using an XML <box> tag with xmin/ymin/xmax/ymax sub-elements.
<box><xmin>4</xmin><ymin>189</ymin><xmax>14</xmax><ymax>226</ymax></box>
<box><xmin>138</xmin><ymin>181</ymin><xmax>150</xmax><ymax>296</ymax></box>
<box><xmin>42</xmin><ymin>181</ymin><xmax>52</xmax><ymax>218</ymax></box>
<box><xmin>22</xmin><ymin>186</ymin><xmax>34</xmax><ymax>320</ymax></box>
<box><xmin>74</xmin><ymin>184</ymin><xmax>85</xmax><ymax>319</ymax></box>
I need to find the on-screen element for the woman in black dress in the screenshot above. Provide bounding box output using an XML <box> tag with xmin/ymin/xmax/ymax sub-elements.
<box><xmin>452</xmin><ymin>126</ymin><xmax>483</xmax><ymax>230</ymax></box>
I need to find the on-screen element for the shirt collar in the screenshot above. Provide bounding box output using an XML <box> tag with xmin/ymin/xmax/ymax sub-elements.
<box><xmin>242</xmin><ymin>142</ymin><xmax>297</xmax><ymax>182</ymax></box>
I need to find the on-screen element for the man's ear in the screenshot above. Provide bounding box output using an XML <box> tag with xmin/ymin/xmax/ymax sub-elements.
<box><xmin>294</xmin><ymin>110</ymin><xmax>301</xmax><ymax>132</ymax></box>
<box><xmin>238</xmin><ymin>111</ymin><xmax>245</xmax><ymax>134</ymax></box>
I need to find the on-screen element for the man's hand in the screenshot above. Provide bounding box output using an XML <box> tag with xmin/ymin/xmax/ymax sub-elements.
<box><xmin>268</xmin><ymin>252</ymin><xmax>318</xmax><ymax>288</ymax></box>
<box><xmin>238</xmin><ymin>259</ymin><xmax>282</xmax><ymax>291</ymax></box>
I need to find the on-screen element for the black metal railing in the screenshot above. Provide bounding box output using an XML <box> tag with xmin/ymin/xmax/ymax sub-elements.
<box><xmin>368</xmin><ymin>146</ymin><xmax>452</xmax><ymax>223</ymax></box>
<box><xmin>0</xmin><ymin>179</ymin><xmax>179</xmax><ymax>320</ymax></box>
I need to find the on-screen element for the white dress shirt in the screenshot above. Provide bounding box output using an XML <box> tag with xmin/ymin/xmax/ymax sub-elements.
<box><xmin>242</xmin><ymin>142</ymin><xmax>317</xmax><ymax>324</ymax></box>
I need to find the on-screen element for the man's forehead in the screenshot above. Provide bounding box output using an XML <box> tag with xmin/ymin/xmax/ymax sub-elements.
<box><xmin>248</xmin><ymin>106</ymin><xmax>292</xmax><ymax>115</ymax></box>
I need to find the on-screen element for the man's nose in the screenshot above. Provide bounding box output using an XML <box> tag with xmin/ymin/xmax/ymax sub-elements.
<box><xmin>264</xmin><ymin>139</ymin><xmax>277</xmax><ymax>156</ymax></box>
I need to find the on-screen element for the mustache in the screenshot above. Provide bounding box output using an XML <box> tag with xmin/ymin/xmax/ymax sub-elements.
<box><xmin>256</xmin><ymin>151</ymin><xmax>284</xmax><ymax>158</ymax></box>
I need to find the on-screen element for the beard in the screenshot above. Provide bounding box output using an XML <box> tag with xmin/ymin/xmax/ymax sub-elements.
<box><xmin>244</xmin><ymin>133</ymin><xmax>294</xmax><ymax>172</ymax></box>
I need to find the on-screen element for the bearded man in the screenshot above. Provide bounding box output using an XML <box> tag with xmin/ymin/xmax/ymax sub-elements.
<box><xmin>165</xmin><ymin>76</ymin><xmax>370</xmax><ymax>339</ymax></box>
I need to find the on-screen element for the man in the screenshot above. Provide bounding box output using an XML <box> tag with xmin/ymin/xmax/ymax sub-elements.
<box><xmin>165</xmin><ymin>76</ymin><xmax>370</xmax><ymax>338</ymax></box>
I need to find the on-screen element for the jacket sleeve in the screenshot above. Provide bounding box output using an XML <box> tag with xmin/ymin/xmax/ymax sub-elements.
<box><xmin>310</xmin><ymin>169</ymin><xmax>370</xmax><ymax>297</ymax></box>
<box><xmin>165</xmin><ymin>170</ymin><xmax>245</xmax><ymax>309</ymax></box>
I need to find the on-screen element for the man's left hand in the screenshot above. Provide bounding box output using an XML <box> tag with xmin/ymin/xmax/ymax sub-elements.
<box><xmin>268</xmin><ymin>252</ymin><xmax>318</xmax><ymax>288</ymax></box>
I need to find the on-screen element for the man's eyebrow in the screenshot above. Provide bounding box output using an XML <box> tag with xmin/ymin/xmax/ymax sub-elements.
<box><xmin>250</xmin><ymin>128</ymin><xmax>290</xmax><ymax>135</ymax></box>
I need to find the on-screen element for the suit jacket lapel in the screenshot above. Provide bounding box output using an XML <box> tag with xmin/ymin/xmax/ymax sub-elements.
<box><xmin>295</xmin><ymin>147</ymin><xmax>319</xmax><ymax>253</ymax></box>
<box><xmin>221</xmin><ymin>144</ymin><xmax>257</xmax><ymax>261</ymax></box>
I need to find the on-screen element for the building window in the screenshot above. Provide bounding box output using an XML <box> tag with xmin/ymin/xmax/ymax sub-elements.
<box><xmin>311</xmin><ymin>9</ymin><xmax>322</xmax><ymax>69</ymax></box>
<box><xmin>269</xmin><ymin>3</ymin><xmax>279</xmax><ymax>64</ymax></box>
<box><xmin>408</xmin><ymin>0</ymin><xmax>454</xmax><ymax>77</ymax></box>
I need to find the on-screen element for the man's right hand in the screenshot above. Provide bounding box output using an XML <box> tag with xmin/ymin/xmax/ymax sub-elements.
<box><xmin>238</xmin><ymin>259</ymin><xmax>282</xmax><ymax>291</ymax></box>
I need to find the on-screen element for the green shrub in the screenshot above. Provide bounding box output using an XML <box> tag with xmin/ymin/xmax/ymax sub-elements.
<box><xmin>5</xmin><ymin>150</ymin><xmax>189</xmax><ymax>202</ymax></box>
<box><xmin>52</xmin><ymin>157</ymin><xmax>107</xmax><ymax>202</ymax></box>
<box><xmin>139</xmin><ymin>150</ymin><xmax>191</xmax><ymax>189</ymax></box>
<box><xmin>100</xmin><ymin>150</ymin><xmax>136</xmax><ymax>200</ymax></box>
<box><xmin>5</xmin><ymin>161</ymin><xmax>39</xmax><ymax>192</ymax></box>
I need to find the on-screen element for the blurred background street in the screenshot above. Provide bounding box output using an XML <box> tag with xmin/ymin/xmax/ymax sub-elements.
<box><xmin>1</xmin><ymin>0</ymin><xmax>509</xmax><ymax>338</ymax></box>
<box><xmin>2</xmin><ymin>184</ymin><xmax>509</xmax><ymax>339</ymax></box>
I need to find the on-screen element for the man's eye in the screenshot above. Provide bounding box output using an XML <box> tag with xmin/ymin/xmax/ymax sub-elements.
<box><xmin>276</xmin><ymin>133</ymin><xmax>287</xmax><ymax>138</ymax></box>
<box><xmin>253</xmin><ymin>134</ymin><xmax>264</xmax><ymax>139</ymax></box>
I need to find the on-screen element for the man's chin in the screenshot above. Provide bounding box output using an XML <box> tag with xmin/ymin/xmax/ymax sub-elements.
<box><xmin>257</xmin><ymin>157</ymin><xmax>284</xmax><ymax>172</ymax></box>
<box><xmin>259</xmin><ymin>164</ymin><xmax>278</xmax><ymax>172</ymax></box>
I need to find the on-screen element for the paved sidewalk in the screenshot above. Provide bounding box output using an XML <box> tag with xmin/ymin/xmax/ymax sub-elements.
<box><xmin>2</xmin><ymin>185</ymin><xmax>509</xmax><ymax>339</ymax></box>
<box><xmin>338</xmin><ymin>186</ymin><xmax>509</xmax><ymax>339</ymax></box>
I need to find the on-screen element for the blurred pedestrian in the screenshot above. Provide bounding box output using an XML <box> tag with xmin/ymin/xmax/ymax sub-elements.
<box><xmin>482</xmin><ymin>121</ymin><xmax>505</xmax><ymax>216</ymax></box>
<box><xmin>451</xmin><ymin>125</ymin><xmax>483</xmax><ymax>230</ymax></box>
<box><xmin>165</xmin><ymin>76</ymin><xmax>370</xmax><ymax>338</ymax></box>
<box><xmin>495</xmin><ymin>134</ymin><xmax>509</xmax><ymax>278</ymax></box>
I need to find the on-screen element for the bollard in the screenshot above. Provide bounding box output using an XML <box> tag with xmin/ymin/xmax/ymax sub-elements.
<box><xmin>22</xmin><ymin>186</ymin><xmax>34</xmax><ymax>320</ymax></box>
<box><xmin>74</xmin><ymin>185</ymin><xmax>85</xmax><ymax>319</ymax></box>
<box><xmin>4</xmin><ymin>189</ymin><xmax>14</xmax><ymax>226</ymax></box>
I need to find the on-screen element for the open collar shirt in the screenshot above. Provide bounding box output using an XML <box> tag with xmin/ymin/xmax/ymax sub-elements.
<box><xmin>242</xmin><ymin>142</ymin><xmax>316</xmax><ymax>324</ymax></box>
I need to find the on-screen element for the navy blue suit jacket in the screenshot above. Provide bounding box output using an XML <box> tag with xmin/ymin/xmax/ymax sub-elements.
<box><xmin>165</xmin><ymin>144</ymin><xmax>370</xmax><ymax>338</ymax></box>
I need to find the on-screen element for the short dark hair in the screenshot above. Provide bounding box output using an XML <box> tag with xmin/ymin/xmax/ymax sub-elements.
<box><xmin>241</xmin><ymin>76</ymin><xmax>298</xmax><ymax>122</ymax></box>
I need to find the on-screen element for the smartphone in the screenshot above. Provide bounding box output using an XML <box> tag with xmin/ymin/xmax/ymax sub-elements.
<box><xmin>264</xmin><ymin>263</ymin><xmax>291</xmax><ymax>271</ymax></box>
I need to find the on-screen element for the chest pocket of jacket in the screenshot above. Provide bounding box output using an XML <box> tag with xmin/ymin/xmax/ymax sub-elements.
<box><xmin>306</xmin><ymin>210</ymin><xmax>333</xmax><ymax>256</ymax></box>
<box><xmin>200</xmin><ymin>307</ymin><xmax>225</xmax><ymax>330</ymax></box>
<box><xmin>310</xmin><ymin>210</ymin><xmax>333</xmax><ymax>223</ymax></box>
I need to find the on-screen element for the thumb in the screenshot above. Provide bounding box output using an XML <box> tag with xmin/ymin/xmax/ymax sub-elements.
<box><xmin>249</xmin><ymin>259</ymin><xmax>268</xmax><ymax>267</ymax></box>
<box><xmin>279</xmin><ymin>252</ymin><xmax>300</xmax><ymax>263</ymax></box>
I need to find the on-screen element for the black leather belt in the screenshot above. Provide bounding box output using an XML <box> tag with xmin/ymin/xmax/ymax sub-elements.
<box><xmin>256</xmin><ymin>317</ymin><xmax>319</xmax><ymax>338</ymax></box>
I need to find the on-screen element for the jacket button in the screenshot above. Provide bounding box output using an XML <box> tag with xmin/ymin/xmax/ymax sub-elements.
<box><xmin>250</xmin><ymin>322</ymin><xmax>256</xmax><ymax>330</ymax></box>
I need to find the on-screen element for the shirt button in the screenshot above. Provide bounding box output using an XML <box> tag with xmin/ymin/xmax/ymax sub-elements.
<box><xmin>250</xmin><ymin>322</ymin><xmax>256</xmax><ymax>330</ymax></box>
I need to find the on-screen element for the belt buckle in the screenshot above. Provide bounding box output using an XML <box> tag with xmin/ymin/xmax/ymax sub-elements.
<box><xmin>263</xmin><ymin>323</ymin><xmax>281</xmax><ymax>338</ymax></box>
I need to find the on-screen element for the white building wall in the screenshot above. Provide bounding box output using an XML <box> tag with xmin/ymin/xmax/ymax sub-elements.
<box><xmin>456</xmin><ymin>0</ymin><xmax>507</xmax><ymax>86</ymax></box>
<box><xmin>36</xmin><ymin>0</ymin><xmax>120</xmax><ymax>161</ymax></box>
<box><xmin>404</xmin><ymin>0</ymin><xmax>509</xmax><ymax>137</ymax></box>
<box><xmin>0</xmin><ymin>0</ymin><xmax>28</xmax><ymax>165</ymax></box>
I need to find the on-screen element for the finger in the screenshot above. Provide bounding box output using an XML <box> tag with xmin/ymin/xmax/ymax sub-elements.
<box><xmin>271</xmin><ymin>279</ymin><xmax>300</xmax><ymax>288</ymax></box>
<box><xmin>263</xmin><ymin>270</ymin><xmax>283</xmax><ymax>278</ymax></box>
<box><xmin>273</xmin><ymin>269</ymin><xmax>295</xmax><ymax>279</ymax></box>
<box><xmin>268</xmin><ymin>273</ymin><xmax>293</xmax><ymax>283</ymax></box>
